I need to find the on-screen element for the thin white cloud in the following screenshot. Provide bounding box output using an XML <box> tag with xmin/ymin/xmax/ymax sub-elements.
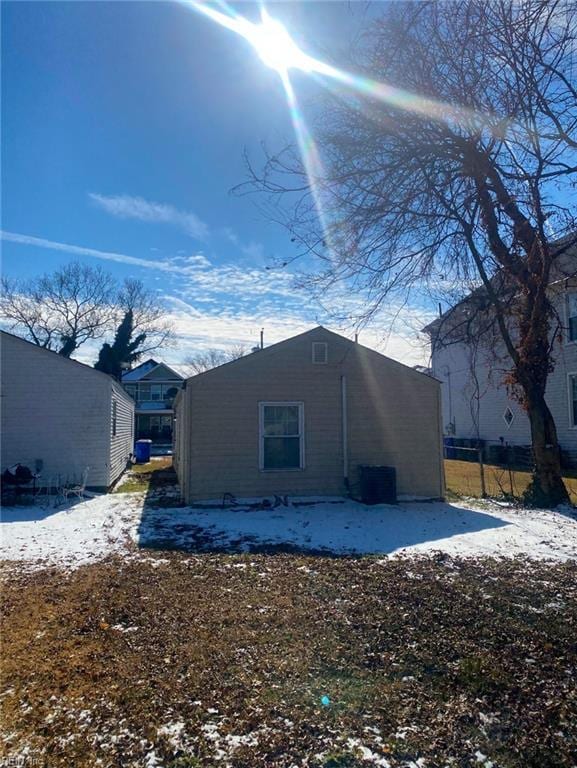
<box><xmin>88</xmin><ymin>193</ymin><xmax>209</xmax><ymax>240</ymax></box>
<box><xmin>2</xmin><ymin>230</ymin><xmax>432</xmax><ymax>369</ymax></box>
<box><xmin>241</xmin><ymin>241</ymin><xmax>265</xmax><ymax>261</ymax></box>
<box><xmin>162</xmin><ymin>296</ymin><xmax>431</xmax><ymax>368</ymax></box>
<box><xmin>0</xmin><ymin>230</ymin><xmax>210</xmax><ymax>273</ymax></box>
<box><xmin>221</xmin><ymin>227</ymin><xmax>266</xmax><ymax>263</ymax></box>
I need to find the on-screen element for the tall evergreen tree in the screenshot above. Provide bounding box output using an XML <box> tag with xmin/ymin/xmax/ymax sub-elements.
<box><xmin>94</xmin><ymin>310</ymin><xmax>146</xmax><ymax>380</ymax></box>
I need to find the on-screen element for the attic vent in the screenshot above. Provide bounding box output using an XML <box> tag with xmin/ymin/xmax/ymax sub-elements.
<box><xmin>312</xmin><ymin>342</ymin><xmax>328</xmax><ymax>364</ymax></box>
<box><xmin>503</xmin><ymin>407</ymin><xmax>514</xmax><ymax>428</ymax></box>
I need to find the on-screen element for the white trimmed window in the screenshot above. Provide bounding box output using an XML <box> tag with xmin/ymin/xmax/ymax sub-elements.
<box><xmin>112</xmin><ymin>400</ymin><xmax>118</xmax><ymax>437</ymax></box>
<box><xmin>312</xmin><ymin>342</ymin><xmax>328</xmax><ymax>364</ymax></box>
<box><xmin>569</xmin><ymin>375</ymin><xmax>577</xmax><ymax>427</ymax></box>
<box><xmin>567</xmin><ymin>293</ymin><xmax>577</xmax><ymax>342</ymax></box>
<box><xmin>503</xmin><ymin>406</ymin><xmax>514</xmax><ymax>428</ymax></box>
<box><xmin>259</xmin><ymin>402</ymin><xmax>304</xmax><ymax>470</ymax></box>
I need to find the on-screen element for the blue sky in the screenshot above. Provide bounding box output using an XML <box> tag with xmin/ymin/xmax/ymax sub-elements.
<box><xmin>1</xmin><ymin>1</ymin><xmax>431</xmax><ymax>368</ymax></box>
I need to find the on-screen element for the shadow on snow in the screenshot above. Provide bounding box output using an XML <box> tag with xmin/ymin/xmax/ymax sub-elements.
<box><xmin>138</xmin><ymin>472</ymin><xmax>509</xmax><ymax>557</ymax></box>
<box><xmin>0</xmin><ymin>494</ymin><xmax>91</xmax><ymax>523</ymax></box>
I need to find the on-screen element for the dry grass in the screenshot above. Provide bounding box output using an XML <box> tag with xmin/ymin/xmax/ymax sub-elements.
<box><xmin>444</xmin><ymin>459</ymin><xmax>577</xmax><ymax>503</ymax></box>
<box><xmin>1</xmin><ymin>554</ymin><xmax>576</xmax><ymax>767</ymax></box>
<box><xmin>114</xmin><ymin>457</ymin><xmax>174</xmax><ymax>494</ymax></box>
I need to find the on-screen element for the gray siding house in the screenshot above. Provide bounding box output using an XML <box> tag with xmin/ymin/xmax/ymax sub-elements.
<box><xmin>174</xmin><ymin>327</ymin><xmax>444</xmax><ymax>503</ymax></box>
<box><xmin>1</xmin><ymin>331</ymin><xmax>134</xmax><ymax>490</ymax></box>
<box><xmin>426</xmin><ymin>245</ymin><xmax>577</xmax><ymax>462</ymax></box>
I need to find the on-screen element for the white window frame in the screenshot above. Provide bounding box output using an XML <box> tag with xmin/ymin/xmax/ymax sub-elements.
<box><xmin>567</xmin><ymin>373</ymin><xmax>577</xmax><ymax>429</ymax></box>
<box><xmin>565</xmin><ymin>292</ymin><xmax>577</xmax><ymax>344</ymax></box>
<box><xmin>150</xmin><ymin>383</ymin><xmax>163</xmax><ymax>401</ymax></box>
<box><xmin>502</xmin><ymin>406</ymin><xmax>515</xmax><ymax>429</ymax></box>
<box><xmin>112</xmin><ymin>400</ymin><xmax>118</xmax><ymax>437</ymax></box>
<box><xmin>258</xmin><ymin>401</ymin><xmax>305</xmax><ymax>471</ymax></box>
<box><xmin>312</xmin><ymin>342</ymin><xmax>328</xmax><ymax>364</ymax></box>
<box><xmin>139</xmin><ymin>383</ymin><xmax>151</xmax><ymax>402</ymax></box>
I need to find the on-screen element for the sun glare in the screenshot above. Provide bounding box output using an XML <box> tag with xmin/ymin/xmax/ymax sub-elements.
<box><xmin>183</xmin><ymin>0</ymin><xmax>490</xmax><ymax>265</ymax></box>
<box><xmin>248</xmin><ymin>13</ymin><xmax>313</xmax><ymax>74</ymax></box>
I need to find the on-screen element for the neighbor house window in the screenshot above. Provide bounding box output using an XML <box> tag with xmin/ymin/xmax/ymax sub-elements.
<box><xmin>112</xmin><ymin>400</ymin><xmax>118</xmax><ymax>437</ymax></box>
<box><xmin>568</xmin><ymin>293</ymin><xmax>577</xmax><ymax>342</ymax></box>
<box><xmin>569</xmin><ymin>375</ymin><xmax>577</xmax><ymax>427</ymax></box>
<box><xmin>259</xmin><ymin>402</ymin><xmax>304</xmax><ymax>470</ymax></box>
<box><xmin>312</xmin><ymin>342</ymin><xmax>328</xmax><ymax>364</ymax></box>
<box><xmin>503</xmin><ymin>406</ymin><xmax>514</xmax><ymax>428</ymax></box>
<box><xmin>124</xmin><ymin>384</ymin><xmax>136</xmax><ymax>399</ymax></box>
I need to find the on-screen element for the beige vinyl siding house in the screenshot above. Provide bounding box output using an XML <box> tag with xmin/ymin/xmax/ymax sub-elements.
<box><xmin>173</xmin><ymin>327</ymin><xmax>444</xmax><ymax>503</ymax></box>
<box><xmin>1</xmin><ymin>331</ymin><xmax>134</xmax><ymax>490</ymax></box>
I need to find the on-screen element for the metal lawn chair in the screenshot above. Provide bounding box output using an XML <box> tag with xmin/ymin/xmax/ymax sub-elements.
<box><xmin>56</xmin><ymin>467</ymin><xmax>90</xmax><ymax>505</ymax></box>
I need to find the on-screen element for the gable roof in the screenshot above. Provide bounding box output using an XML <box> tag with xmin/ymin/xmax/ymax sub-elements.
<box><xmin>184</xmin><ymin>325</ymin><xmax>438</xmax><ymax>385</ymax></box>
<box><xmin>423</xmin><ymin>230</ymin><xmax>577</xmax><ymax>336</ymax></box>
<box><xmin>121</xmin><ymin>359</ymin><xmax>184</xmax><ymax>382</ymax></box>
<box><xmin>0</xmin><ymin>330</ymin><xmax>133</xmax><ymax>402</ymax></box>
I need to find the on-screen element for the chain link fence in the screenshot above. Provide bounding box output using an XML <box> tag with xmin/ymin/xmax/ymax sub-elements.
<box><xmin>442</xmin><ymin>437</ymin><xmax>577</xmax><ymax>500</ymax></box>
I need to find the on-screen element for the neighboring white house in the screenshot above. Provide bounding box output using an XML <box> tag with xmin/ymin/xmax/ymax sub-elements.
<box><xmin>121</xmin><ymin>359</ymin><xmax>184</xmax><ymax>443</ymax></box>
<box><xmin>425</xmin><ymin>242</ymin><xmax>577</xmax><ymax>463</ymax></box>
<box><xmin>0</xmin><ymin>330</ymin><xmax>134</xmax><ymax>490</ymax></box>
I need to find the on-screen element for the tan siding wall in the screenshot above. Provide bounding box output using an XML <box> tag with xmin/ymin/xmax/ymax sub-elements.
<box><xmin>109</xmin><ymin>383</ymin><xmax>134</xmax><ymax>485</ymax></box>
<box><xmin>344</xmin><ymin>346</ymin><xmax>444</xmax><ymax>499</ymax></box>
<box><xmin>175</xmin><ymin>329</ymin><xmax>443</xmax><ymax>502</ymax></box>
<box><xmin>0</xmin><ymin>333</ymin><xmax>134</xmax><ymax>489</ymax></box>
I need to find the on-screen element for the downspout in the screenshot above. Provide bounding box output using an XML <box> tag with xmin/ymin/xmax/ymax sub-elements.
<box><xmin>186</xmin><ymin>382</ymin><xmax>193</xmax><ymax>504</ymax></box>
<box><xmin>437</xmin><ymin>383</ymin><xmax>446</xmax><ymax>500</ymax></box>
<box><xmin>341</xmin><ymin>375</ymin><xmax>349</xmax><ymax>492</ymax></box>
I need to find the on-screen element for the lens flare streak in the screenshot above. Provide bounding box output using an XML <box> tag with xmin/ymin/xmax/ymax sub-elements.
<box><xmin>279</xmin><ymin>70</ymin><xmax>334</xmax><ymax>257</ymax></box>
<box><xmin>182</xmin><ymin>0</ymin><xmax>480</xmax><ymax>126</ymax></box>
<box><xmin>180</xmin><ymin>0</ymin><xmax>488</xmax><ymax>262</ymax></box>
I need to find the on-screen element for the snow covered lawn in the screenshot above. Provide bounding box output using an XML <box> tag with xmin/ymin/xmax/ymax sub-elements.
<box><xmin>1</xmin><ymin>492</ymin><xmax>576</xmax><ymax>569</ymax></box>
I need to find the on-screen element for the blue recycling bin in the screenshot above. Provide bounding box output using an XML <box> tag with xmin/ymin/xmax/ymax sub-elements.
<box><xmin>135</xmin><ymin>439</ymin><xmax>152</xmax><ymax>464</ymax></box>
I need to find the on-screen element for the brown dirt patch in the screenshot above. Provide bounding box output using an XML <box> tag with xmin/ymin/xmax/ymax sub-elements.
<box><xmin>1</xmin><ymin>554</ymin><xmax>576</xmax><ymax>767</ymax></box>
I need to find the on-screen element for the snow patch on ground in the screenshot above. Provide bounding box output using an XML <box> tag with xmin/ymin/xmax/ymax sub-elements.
<box><xmin>0</xmin><ymin>494</ymin><xmax>140</xmax><ymax>569</ymax></box>
<box><xmin>1</xmin><ymin>492</ymin><xmax>576</xmax><ymax>570</ymax></box>
<box><xmin>137</xmin><ymin>497</ymin><xmax>577</xmax><ymax>561</ymax></box>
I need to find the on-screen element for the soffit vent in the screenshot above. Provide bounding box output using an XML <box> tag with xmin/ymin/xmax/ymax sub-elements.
<box><xmin>312</xmin><ymin>342</ymin><xmax>328</xmax><ymax>364</ymax></box>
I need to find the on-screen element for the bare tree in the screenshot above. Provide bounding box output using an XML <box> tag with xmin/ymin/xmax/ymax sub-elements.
<box><xmin>1</xmin><ymin>263</ymin><xmax>116</xmax><ymax>356</ymax></box>
<box><xmin>117</xmin><ymin>279</ymin><xmax>176</xmax><ymax>356</ymax></box>
<box><xmin>184</xmin><ymin>346</ymin><xmax>246</xmax><ymax>376</ymax></box>
<box><xmin>243</xmin><ymin>0</ymin><xmax>577</xmax><ymax>505</ymax></box>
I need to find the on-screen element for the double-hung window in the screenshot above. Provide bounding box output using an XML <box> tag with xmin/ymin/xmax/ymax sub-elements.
<box><xmin>568</xmin><ymin>293</ymin><xmax>577</xmax><ymax>342</ymax></box>
<box><xmin>569</xmin><ymin>375</ymin><xmax>577</xmax><ymax>427</ymax></box>
<box><xmin>259</xmin><ymin>402</ymin><xmax>304</xmax><ymax>470</ymax></box>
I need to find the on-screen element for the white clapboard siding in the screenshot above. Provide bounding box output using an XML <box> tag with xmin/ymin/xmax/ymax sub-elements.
<box><xmin>431</xmin><ymin>290</ymin><xmax>577</xmax><ymax>453</ymax></box>
<box><xmin>109</xmin><ymin>381</ymin><xmax>135</xmax><ymax>486</ymax></box>
<box><xmin>1</xmin><ymin>331</ymin><xmax>134</xmax><ymax>490</ymax></box>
